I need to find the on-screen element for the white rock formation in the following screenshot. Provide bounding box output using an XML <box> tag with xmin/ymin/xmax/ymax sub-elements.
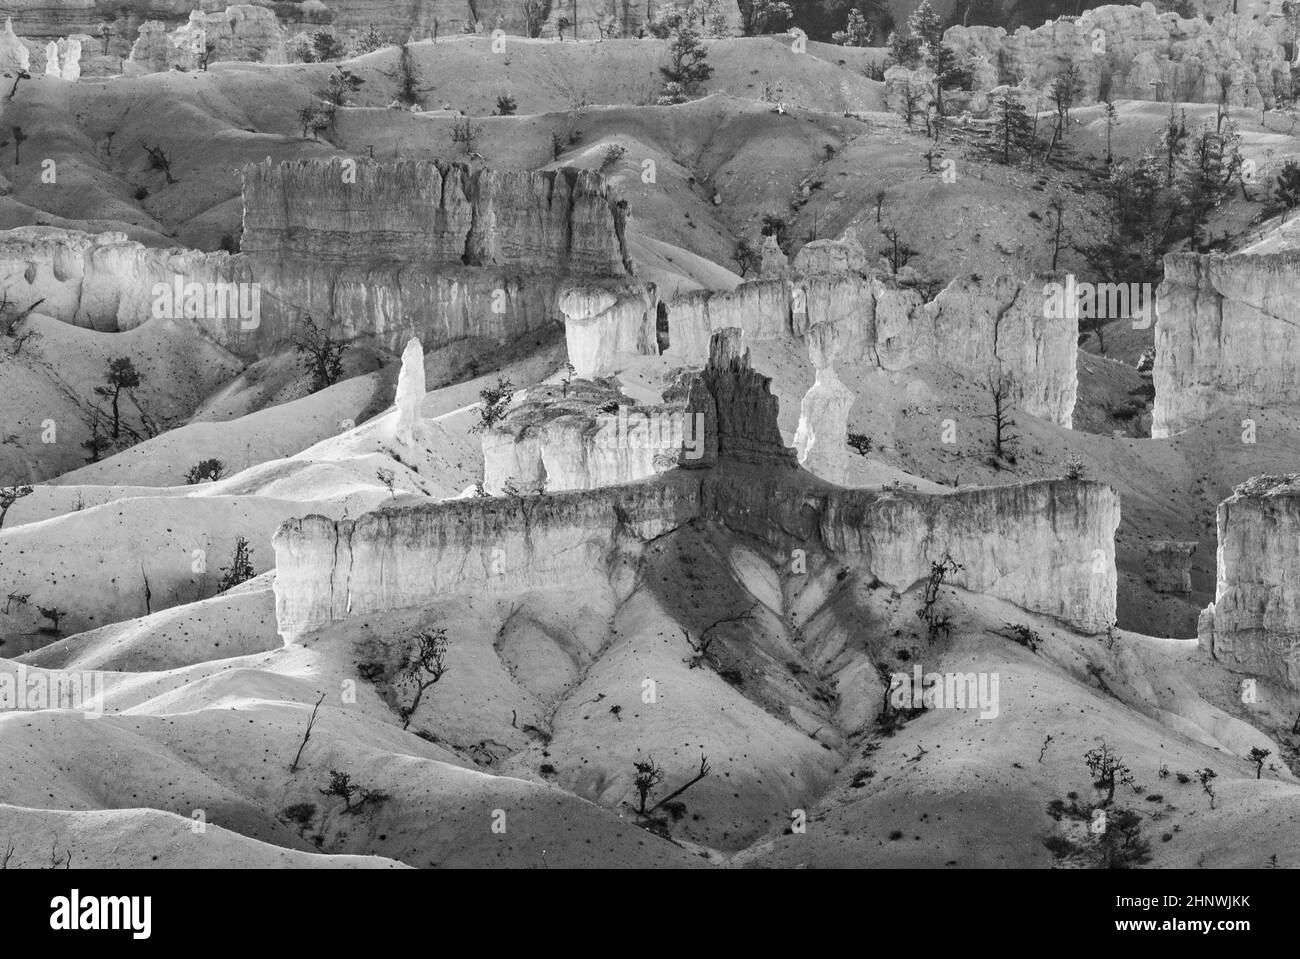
<box><xmin>791</xmin><ymin>229</ymin><xmax>869</xmax><ymax>276</ymax></box>
<box><xmin>1199</xmin><ymin>476</ymin><xmax>1300</xmax><ymax>688</ymax></box>
<box><xmin>652</xmin><ymin>272</ymin><xmax>1077</xmax><ymax>427</ymax></box>
<box><xmin>43</xmin><ymin>41</ymin><xmax>58</xmax><ymax>77</ymax></box>
<box><xmin>1153</xmin><ymin>251</ymin><xmax>1300</xmax><ymax>436</ymax></box>
<box><xmin>0</xmin><ymin>18</ymin><xmax>30</xmax><ymax>74</ymax></box>
<box><xmin>793</xmin><ymin>322</ymin><xmax>855</xmax><ymax>484</ymax></box>
<box><xmin>274</xmin><ymin>330</ymin><xmax>1117</xmax><ymax>640</ymax></box>
<box><xmin>759</xmin><ymin>234</ymin><xmax>789</xmax><ymax>278</ymax></box>
<box><xmin>945</xmin><ymin>4</ymin><xmax>1290</xmax><ymax>107</ymax></box>
<box><xmin>393</xmin><ymin>337</ymin><xmax>425</xmax><ymax>445</ymax></box>
<box><xmin>56</xmin><ymin>36</ymin><xmax>81</xmax><ymax>81</ymax></box>
<box><xmin>559</xmin><ymin>284</ymin><xmax>658</xmax><ymax>379</ymax></box>
<box><xmin>792</xmin><ymin>365</ymin><xmax>854</xmax><ymax>484</ymax></box>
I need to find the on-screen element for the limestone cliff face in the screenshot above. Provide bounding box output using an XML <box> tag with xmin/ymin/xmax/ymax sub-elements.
<box><xmin>822</xmin><ymin>480</ymin><xmax>1119</xmax><ymax>633</ymax></box>
<box><xmin>241</xmin><ymin>158</ymin><xmax>632</xmax><ymax>276</ymax></box>
<box><xmin>276</xmin><ymin>330</ymin><xmax>1116</xmax><ymax>640</ymax></box>
<box><xmin>128</xmin><ymin>6</ymin><xmax>285</xmax><ymax>72</ymax></box>
<box><xmin>273</xmin><ymin>477</ymin><xmax>704</xmax><ymax>639</ymax></box>
<box><xmin>1199</xmin><ymin>476</ymin><xmax>1300</xmax><ymax>688</ymax></box>
<box><xmin>3</xmin><ymin>0</ymin><xmax>738</xmax><ymax>48</ymax></box>
<box><xmin>652</xmin><ymin>271</ymin><xmax>1076</xmax><ymax>427</ymax></box>
<box><xmin>560</xmin><ymin>283</ymin><xmax>658</xmax><ymax>379</ymax></box>
<box><xmin>275</xmin><ymin>471</ymin><xmax>1118</xmax><ymax>639</ymax></box>
<box><xmin>945</xmin><ymin>4</ymin><xmax>1290</xmax><ymax>107</ymax></box>
<box><xmin>1153</xmin><ymin>251</ymin><xmax>1300</xmax><ymax>436</ymax></box>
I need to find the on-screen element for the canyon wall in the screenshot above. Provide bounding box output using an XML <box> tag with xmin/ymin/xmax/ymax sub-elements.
<box><xmin>945</xmin><ymin>3</ymin><xmax>1292</xmax><ymax>107</ymax></box>
<box><xmin>0</xmin><ymin>0</ymin><xmax>739</xmax><ymax>49</ymax></box>
<box><xmin>276</xmin><ymin>329</ymin><xmax>1116</xmax><ymax>640</ymax></box>
<box><xmin>274</xmin><ymin>470</ymin><xmax>1119</xmax><ymax>640</ymax></box>
<box><xmin>0</xmin><ymin>226</ymin><xmax>606</xmax><ymax>357</ymax></box>
<box><xmin>1198</xmin><ymin>475</ymin><xmax>1300</xmax><ymax>688</ymax></box>
<box><xmin>1153</xmin><ymin>250</ymin><xmax>1300</xmax><ymax>436</ymax></box>
<box><xmin>241</xmin><ymin>158</ymin><xmax>632</xmax><ymax>276</ymax></box>
<box><xmin>127</xmin><ymin>5</ymin><xmax>286</xmax><ymax>72</ymax></box>
<box><xmin>0</xmin><ymin>159</ymin><xmax>636</xmax><ymax>358</ymax></box>
<box><xmin>273</xmin><ymin>477</ymin><xmax>704</xmax><ymax>639</ymax></box>
<box><xmin>646</xmin><ymin>271</ymin><xmax>1076</xmax><ymax>427</ymax></box>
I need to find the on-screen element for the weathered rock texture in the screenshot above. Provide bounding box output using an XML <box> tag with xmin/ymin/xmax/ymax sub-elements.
<box><xmin>793</xmin><ymin>324</ymin><xmax>854</xmax><ymax>484</ymax></box>
<box><xmin>1153</xmin><ymin>250</ymin><xmax>1300</xmax><ymax>436</ymax></box>
<box><xmin>241</xmin><ymin>158</ymin><xmax>632</xmax><ymax>275</ymax></box>
<box><xmin>0</xmin><ymin>17</ymin><xmax>31</xmax><ymax>73</ymax></box>
<box><xmin>560</xmin><ymin>284</ymin><xmax>658</xmax><ymax>379</ymax></box>
<box><xmin>394</xmin><ymin>337</ymin><xmax>425</xmax><ymax>445</ymax></box>
<box><xmin>645</xmin><ymin>271</ymin><xmax>1076</xmax><ymax>427</ymax></box>
<box><xmin>945</xmin><ymin>4</ymin><xmax>1291</xmax><ymax>107</ymax></box>
<box><xmin>128</xmin><ymin>6</ymin><xmax>286</xmax><ymax>72</ymax></box>
<box><xmin>275</xmin><ymin>330</ymin><xmax>1117</xmax><ymax>639</ymax></box>
<box><xmin>0</xmin><ymin>0</ymin><xmax>739</xmax><ymax>48</ymax></box>
<box><xmin>1199</xmin><ymin>476</ymin><xmax>1300</xmax><ymax>688</ymax></box>
<box><xmin>0</xmin><ymin>158</ymin><xmax>635</xmax><ymax>359</ymax></box>
<box><xmin>1144</xmin><ymin>540</ymin><xmax>1196</xmax><ymax>593</ymax></box>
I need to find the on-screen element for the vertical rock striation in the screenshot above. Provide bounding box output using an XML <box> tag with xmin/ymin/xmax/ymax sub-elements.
<box><xmin>1199</xmin><ymin>476</ymin><xmax>1300</xmax><ymax>688</ymax></box>
<box><xmin>1153</xmin><ymin>251</ymin><xmax>1300</xmax><ymax>436</ymax></box>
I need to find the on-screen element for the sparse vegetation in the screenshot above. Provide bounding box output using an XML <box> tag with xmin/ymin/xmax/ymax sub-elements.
<box><xmin>319</xmin><ymin>769</ymin><xmax>389</xmax><ymax>813</ymax></box>
<box><xmin>184</xmin><ymin>459</ymin><xmax>225</xmax><ymax>485</ymax></box>
<box><xmin>217</xmin><ymin>537</ymin><xmax>255</xmax><ymax>593</ymax></box>
<box><xmin>294</xmin><ymin>315</ymin><xmax>347</xmax><ymax>393</ymax></box>
<box><xmin>398</xmin><ymin>628</ymin><xmax>450</xmax><ymax>730</ymax></box>
<box><xmin>472</xmin><ymin>377</ymin><xmax>515</xmax><ymax>432</ymax></box>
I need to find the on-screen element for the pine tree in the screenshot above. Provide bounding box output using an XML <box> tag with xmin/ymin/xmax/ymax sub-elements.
<box><xmin>659</xmin><ymin>19</ymin><xmax>713</xmax><ymax>102</ymax></box>
<box><xmin>991</xmin><ymin>90</ymin><xmax>1033</xmax><ymax>165</ymax></box>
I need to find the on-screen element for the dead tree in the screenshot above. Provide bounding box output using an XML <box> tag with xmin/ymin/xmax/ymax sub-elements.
<box><xmin>399</xmin><ymin>627</ymin><xmax>449</xmax><ymax>729</ymax></box>
<box><xmin>984</xmin><ymin>372</ymin><xmax>1019</xmax><ymax>462</ymax></box>
<box><xmin>681</xmin><ymin>603</ymin><xmax>759</xmax><ymax>670</ymax></box>
<box><xmin>648</xmin><ymin>754</ymin><xmax>711</xmax><ymax>815</ymax></box>
<box><xmin>145</xmin><ymin>144</ymin><xmax>176</xmax><ymax>183</ymax></box>
<box><xmin>290</xmin><ymin>691</ymin><xmax>326</xmax><ymax>772</ymax></box>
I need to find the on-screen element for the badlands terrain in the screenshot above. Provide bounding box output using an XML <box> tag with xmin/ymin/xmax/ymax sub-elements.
<box><xmin>1</xmin><ymin>0</ymin><xmax>1300</xmax><ymax>871</ymax></box>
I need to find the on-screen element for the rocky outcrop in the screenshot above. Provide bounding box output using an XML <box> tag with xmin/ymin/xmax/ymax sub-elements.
<box><xmin>394</xmin><ymin>338</ymin><xmax>425</xmax><ymax>445</ymax></box>
<box><xmin>652</xmin><ymin>271</ymin><xmax>1077</xmax><ymax>427</ymax></box>
<box><xmin>0</xmin><ymin>0</ymin><xmax>739</xmax><ymax>49</ymax></box>
<box><xmin>0</xmin><ymin>154</ymin><xmax>637</xmax><ymax>358</ymax></box>
<box><xmin>1145</xmin><ymin>540</ymin><xmax>1196</xmax><ymax>593</ymax></box>
<box><xmin>128</xmin><ymin>6</ymin><xmax>285</xmax><ymax>72</ymax></box>
<box><xmin>273</xmin><ymin>477</ymin><xmax>705</xmax><ymax>639</ymax></box>
<box><xmin>945</xmin><ymin>4</ymin><xmax>1290</xmax><ymax>107</ymax></box>
<box><xmin>793</xmin><ymin>324</ymin><xmax>854</xmax><ymax>484</ymax></box>
<box><xmin>1199</xmin><ymin>476</ymin><xmax>1300</xmax><ymax>688</ymax></box>
<box><xmin>276</xmin><ymin>330</ymin><xmax>1117</xmax><ymax>640</ymax></box>
<box><xmin>689</xmin><ymin>329</ymin><xmax>796</xmax><ymax>470</ymax></box>
<box><xmin>560</xmin><ymin>284</ymin><xmax>658</xmax><ymax>379</ymax></box>
<box><xmin>241</xmin><ymin>158</ymin><xmax>632</xmax><ymax>276</ymax></box>
<box><xmin>791</xmin><ymin>230</ymin><xmax>870</xmax><ymax>276</ymax></box>
<box><xmin>0</xmin><ymin>17</ymin><xmax>30</xmax><ymax>73</ymax></box>
<box><xmin>1153</xmin><ymin>251</ymin><xmax>1300</xmax><ymax>436</ymax></box>
<box><xmin>759</xmin><ymin>234</ymin><xmax>789</xmax><ymax>278</ymax></box>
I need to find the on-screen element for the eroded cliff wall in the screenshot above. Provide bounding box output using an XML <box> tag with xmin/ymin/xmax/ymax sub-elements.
<box><xmin>241</xmin><ymin>158</ymin><xmax>632</xmax><ymax>276</ymax></box>
<box><xmin>276</xmin><ymin>330</ymin><xmax>1115</xmax><ymax>639</ymax></box>
<box><xmin>945</xmin><ymin>3</ymin><xmax>1291</xmax><ymax>107</ymax></box>
<box><xmin>1198</xmin><ymin>475</ymin><xmax>1300</xmax><ymax>688</ymax></box>
<box><xmin>649</xmin><ymin>271</ymin><xmax>1076</xmax><ymax>427</ymax></box>
<box><xmin>1153</xmin><ymin>250</ymin><xmax>1300</xmax><ymax>436</ymax></box>
<box><xmin>1</xmin><ymin>0</ymin><xmax>739</xmax><ymax>49</ymax></box>
<box><xmin>0</xmin><ymin>226</ymin><xmax>596</xmax><ymax>357</ymax></box>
